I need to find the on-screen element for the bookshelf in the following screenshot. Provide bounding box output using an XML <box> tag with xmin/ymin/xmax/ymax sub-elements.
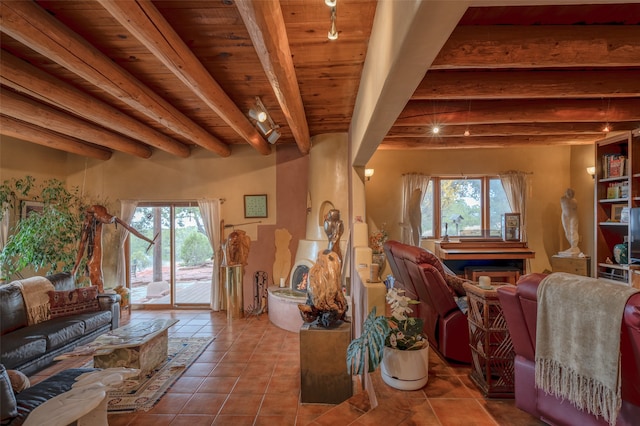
<box><xmin>594</xmin><ymin>130</ymin><xmax>640</xmax><ymax>286</ymax></box>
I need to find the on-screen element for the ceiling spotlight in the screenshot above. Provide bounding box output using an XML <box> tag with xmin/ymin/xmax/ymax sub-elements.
<box><xmin>328</xmin><ymin>7</ymin><xmax>338</xmax><ymax>40</ymax></box>
<box><xmin>249</xmin><ymin>108</ymin><xmax>267</xmax><ymax>123</ymax></box>
<box><xmin>267</xmin><ymin>129</ymin><xmax>281</xmax><ymax>144</ymax></box>
<box><xmin>432</xmin><ymin>126</ymin><xmax>440</xmax><ymax>134</ymax></box>
<box><xmin>603</xmin><ymin>124</ymin><xmax>611</xmax><ymax>133</ymax></box>
<box><xmin>463</xmin><ymin>129</ymin><xmax>470</xmax><ymax>137</ymax></box>
<box><xmin>325</xmin><ymin>0</ymin><xmax>337</xmax><ymax>6</ymax></box>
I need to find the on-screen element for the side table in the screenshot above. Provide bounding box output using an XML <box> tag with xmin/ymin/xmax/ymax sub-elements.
<box><xmin>463</xmin><ymin>282</ymin><xmax>515</xmax><ymax>398</ymax></box>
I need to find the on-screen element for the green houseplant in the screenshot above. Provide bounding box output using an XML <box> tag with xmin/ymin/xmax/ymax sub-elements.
<box><xmin>0</xmin><ymin>176</ymin><xmax>86</xmax><ymax>280</ymax></box>
<box><xmin>347</xmin><ymin>288</ymin><xmax>429</xmax><ymax>390</ymax></box>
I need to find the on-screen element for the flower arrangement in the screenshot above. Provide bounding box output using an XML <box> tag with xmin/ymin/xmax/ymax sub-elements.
<box><xmin>385</xmin><ymin>288</ymin><xmax>426</xmax><ymax>351</ymax></box>
<box><xmin>346</xmin><ymin>287</ymin><xmax>426</xmax><ymax>376</ymax></box>
<box><xmin>369</xmin><ymin>225</ymin><xmax>388</xmax><ymax>254</ymax></box>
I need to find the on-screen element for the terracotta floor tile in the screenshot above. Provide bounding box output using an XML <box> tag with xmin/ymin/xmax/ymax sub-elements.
<box><xmin>219</xmin><ymin>393</ymin><xmax>263</xmax><ymax>416</ymax></box>
<box><xmin>295</xmin><ymin>403</ymin><xmax>335</xmax><ymax>424</ymax></box>
<box><xmin>255</xmin><ymin>414</ymin><xmax>297</xmax><ymax>425</ymax></box>
<box><xmin>267</xmin><ymin>375</ymin><xmax>301</xmax><ymax>394</ymax></box>
<box><xmin>107</xmin><ymin>413</ymin><xmax>134</xmax><ymax>425</ymax></box>
<box><xmin>233</xmin><ymin>375</ymin><xmax>270</xmax><ymax>394</ymax></box>
<box><xmin>212</xmin><ymin>415</ymin><xmax>256</xmax><ymax>425</ymax></box>
<box><xmin>242</xmin><ymin>360</ymin><xmax>276</xmax><ymax>376</ymax></box>
<box><xmin>423</xmin><ymin>374</ymin><xmax>476</xmax><ymax>399</ymax></box>
<box><xmin>260</xmin><ymin>393</ymin><xmax>300</xmax><ymax>416</ymax></box>
<box><xmin>310</xmin><ymin>401</ymin><xmax>367</xmax><ymax>426</ymax></box>
<box><xmin>124</xmin><ymin>414</ymin><xmax>176</xmax><ymax>426</ymax></box>
<box><xmin>169</xmin><ymin>414</ymin><xmax>216</xmax><ymax>425</ymax></box>
<box><xmin>194</xmin><ymin>350</ymin><xmax>225</xmax><ymax>363</ymax></box>
<box><xmin>430</xmin><ymin>399</ymin><xmax>498</xmax><ymax>426</ymax></box>
<box><xmin>197</xmin><ymin>376</ymin><xmax>239</xmax><ymax>393</ymax></box>
<box><xmin>169</xmin><ymin>376</ymin><xmax>205</xmax><ymax>393</ymax></box>
<box><xmin>182</xmin><ymin>362</ymin><xmax>216</xmax><ymax>377</ymax></box>
<box><xmin>209</xmin><ymin>361</ymin><xmax>247</xmax><ymax>377</ymax></box>
<box><xmin>481</xmin><ymin>399</ymin><xmax>546</xmax><ymax>426</ymax></box>
<box><xmin>221</xmin><ymin>350</ymin><xmax>253</xmax><ymax>362</ymax></box>
<box><xmin>180</xmin><ymin>393</ymin><xmax>228</xmax><ymax>415</ymax></box>
<box><xmin>147</xmin><ymin>393</ymin><xmax>192</xmax><ymax>414</ymax></box>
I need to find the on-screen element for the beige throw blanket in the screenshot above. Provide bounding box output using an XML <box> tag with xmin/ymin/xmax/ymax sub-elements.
<box><xmin>535</xmin><ymin>272</ymin><xmax>639</xmax><ymax>426</ymax></box>
<box><xmin>15</xmin><ymin>276</ymin><xmax>54</xmax><ymax>325</ymax></box>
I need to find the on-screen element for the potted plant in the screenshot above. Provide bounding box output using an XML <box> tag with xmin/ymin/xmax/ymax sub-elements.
<box><xmin>347</xmin><ymin>288</ymin><xmax>429</xmax><ymax>390</ymax></box>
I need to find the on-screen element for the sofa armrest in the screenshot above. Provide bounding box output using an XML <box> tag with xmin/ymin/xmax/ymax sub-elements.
<box><xmin>97</xmin><ymin>294</ymin><xmax>120</xmax><ymax>329</ymax></box>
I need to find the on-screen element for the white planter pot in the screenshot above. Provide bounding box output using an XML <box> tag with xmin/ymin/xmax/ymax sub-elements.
<box><xmin>380</xmin><ymin>345</ymin><xmax>429</xmax><ymax>390</ymax></box>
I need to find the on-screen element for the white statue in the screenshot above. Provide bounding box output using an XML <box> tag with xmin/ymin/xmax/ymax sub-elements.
<box><xmin>559</xmin><ymin>188</ymin><xmax>582</xmax><ymax>257</ymax></box>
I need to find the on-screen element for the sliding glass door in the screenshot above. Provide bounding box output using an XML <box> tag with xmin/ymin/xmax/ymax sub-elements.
<box><xmin>129</xmin><ymin>203</ymin><xmax>212</xmax><ymax>307</ymax></box>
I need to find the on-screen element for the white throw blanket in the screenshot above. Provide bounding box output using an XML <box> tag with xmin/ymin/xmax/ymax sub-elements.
<box><xmin>535</xmin><ymin>272</ymin><xmax>639</xmax><ymax>426</ymax></box>
<box><xmin>15</xmin><ymin>276</ymin><xmax>54</xmax><ymax>325</ymax></box>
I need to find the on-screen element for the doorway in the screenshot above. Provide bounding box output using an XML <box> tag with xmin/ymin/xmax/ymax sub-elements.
<box><xmin>128</xmin><ymin>203</ymin><xmax>212</xmax><ymax>308</ymax></box>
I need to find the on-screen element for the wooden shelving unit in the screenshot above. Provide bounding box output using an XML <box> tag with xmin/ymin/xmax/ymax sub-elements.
<box><xmin>594</xmin><ymin>130</ymin><xmax>640</xmax><ymax>286</ymax></box>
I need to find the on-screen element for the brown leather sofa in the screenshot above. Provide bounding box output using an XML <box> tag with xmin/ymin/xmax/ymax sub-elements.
<box><xmin>384</xmin><ymin>240</ymin><xmax>471</xmax><ymax>363</ymax></box>
<box><xmin>497</xmin><ymin>273</ymin><xmax>640</xmax><ymax>426</ymax></box>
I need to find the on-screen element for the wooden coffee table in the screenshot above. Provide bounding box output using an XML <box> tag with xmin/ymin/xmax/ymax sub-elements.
<box><xmin>91</xmin><ymin>319</ymin><xmax>178</xmax><ymax>377</ymax></box>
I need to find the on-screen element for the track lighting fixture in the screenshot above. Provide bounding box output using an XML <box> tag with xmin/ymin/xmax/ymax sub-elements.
<box><xmin>248</xmin><ymin>96</ymin><xmax>281</xmax><ymax>142</ymax></box>
<box><xmin>325</xmin><ymin>0</ymin><xmax>337</xmax><ymax>6</ymax></box>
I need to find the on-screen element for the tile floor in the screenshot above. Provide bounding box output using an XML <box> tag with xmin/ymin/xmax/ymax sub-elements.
<box><xmin>30</xmin><ymin>309</ymin><xmax>545</xmax><ymax>425</ymax></box>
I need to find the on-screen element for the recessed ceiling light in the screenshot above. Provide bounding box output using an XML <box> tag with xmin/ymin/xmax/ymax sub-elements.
<box><xmin>432</xmin><ymin>126</ymin><xmax>440</xmax><ymax>134</ymax></box>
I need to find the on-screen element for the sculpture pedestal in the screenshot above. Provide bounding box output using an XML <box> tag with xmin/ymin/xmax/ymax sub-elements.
<box><xmin>223</xmin><ymin>265</ymin><xmax>244</xmax><ymax>321</ymax></box>
<box><xmin>300</xmin><ymin>322</ymin><xmax>353</xmax><ymax>404</ymax></box>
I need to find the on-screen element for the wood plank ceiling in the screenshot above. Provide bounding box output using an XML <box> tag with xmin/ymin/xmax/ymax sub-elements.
<box><xmin>0</xmin><ymin>1</ymin><xmax>639</xmax><ymax>160</ymax></box>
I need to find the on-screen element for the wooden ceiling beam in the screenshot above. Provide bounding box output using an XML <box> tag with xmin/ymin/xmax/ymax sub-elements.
<box><xmin>432</xmin><ymin>26</ymin><xmax>640</xmax><ymax>69</ymax></box>
<box><xmin>0</xmin><ymin>1</ymin><xmax>231</xmax><ymax>157</ymax></box>
<box><xmin>0</xmin><ymin>52</ymin><xmax>191</xmax><ymax>158</ymax></box>
<box><xmin>236</xmin><ymin>0</ymin><xmax>311</xmax><ymax>155</ymax></box>
<box><xmin>97</xmin><ymin>0</ymin><xmax>271</xmax><ymax>156</ymax></box>
<box><xmin>0</xmin><ymin>116</ymin><xmax>113</xmax><ymax>161</ymax></box>
<box><xmin>386</xmin><ymin>122</ymin><xmax>629</xmax><ymax>138</ymax></box>
<box><xmin>1</xmin><ymin>89</ymin><xmax>152</xmax><ymax>159</ymax></box>
<box><xmin>397</xmin><ymin>99</ymin><xmax>640</xmax><ymax>126</ymax></box>
<box><xmin>415</xmin><ymin>69</ymin><xmax>640</xmax><ymax>100</ymax></box>
<box><xmin>380</xmin><ymin>134</ymin><xmax>600</xmax><ymax>150</ymax></box>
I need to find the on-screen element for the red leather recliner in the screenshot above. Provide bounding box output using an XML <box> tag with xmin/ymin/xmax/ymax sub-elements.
<box><xmin>384</xmin><ymin>240</ymin><xmax>471</xmax><ymax>363</ymax></box>
<box><xmin>497</xmin><ymin>273</ymin><xmax>640</xmax><ymax>426</ymax></box>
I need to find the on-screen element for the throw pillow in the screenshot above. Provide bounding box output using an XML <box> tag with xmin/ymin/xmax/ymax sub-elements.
<box><xmin>444</xmin><ymin>273</ymin><xmax>471</xmax><ymax>298</ymax></box>
<box><xmin>48</xmin><ymin>286</ymin><xmax>99</xmax><ymax>319</ymax></box>
<box><xmin>0</xmin><ymin>364</ymin><xmax>18</xmax><ymax>421</ymax></box>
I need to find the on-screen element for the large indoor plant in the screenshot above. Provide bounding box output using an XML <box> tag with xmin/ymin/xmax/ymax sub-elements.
<box><xmin>347</xmin><ymin>288</ymin><xmax>429</xmax><ymax>390</ymax></box>
<box><xmin>0</xmin><ymin>176</ymin><xmax>87</xmax><ymax>280</ymax></box>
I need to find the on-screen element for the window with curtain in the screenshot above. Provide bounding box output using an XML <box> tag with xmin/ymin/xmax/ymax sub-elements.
<box><xmin>421</xmin><ymin>176</ymin><xmax>510</xmax><ymax>239</ymax></box>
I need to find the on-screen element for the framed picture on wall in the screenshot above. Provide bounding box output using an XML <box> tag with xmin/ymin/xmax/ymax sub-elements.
<box><xmin>244</xmin><ymin>194</ymin><xmax>268</xmax><ymax>218</ymax></box>
<box><xmin>21</xmin><ymin>200</ymin><xmax>44</xmax><ymax>220</ymax></box>
<box><xmin>502</xmin><ymin>213</ymin><xmax>521</xmax><ymax>241</ymax></box>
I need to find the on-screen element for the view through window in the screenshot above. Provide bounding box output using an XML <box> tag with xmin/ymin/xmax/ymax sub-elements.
<box><xmin>129</xmin><ymin>204</ymin><xmax>212</xmax><ymax>306</ymax></box>
<box><xmin>421</xmin><ymin>177</ymin><xmax>510</xmax><ymax>239</ymax></box>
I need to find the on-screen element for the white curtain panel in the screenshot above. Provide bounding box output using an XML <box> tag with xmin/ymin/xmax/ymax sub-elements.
<box><xmin>115</xmin><ymin>200</ymin><xmax>138</xmax><ymax>289</ymax></box>
<box><xmin>499</xmin><ymin>170</ymin><xmax>530</xmax><ymax>242</ymax></box>
<box><xmin>401</xmin><ymin>173</ymin><xmax>430</xmax><ymax>245</ymax></box>
<box><xmin>198</xmin><ymin>199</ymin><xmax>222</xmax><ymax>311</ymax></box>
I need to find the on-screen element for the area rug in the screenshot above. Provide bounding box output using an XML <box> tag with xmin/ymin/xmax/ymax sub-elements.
<box><xmin>84</xmin><ymin>336</ymin><xmax>214</xmax><ymax>413</ymax></box>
